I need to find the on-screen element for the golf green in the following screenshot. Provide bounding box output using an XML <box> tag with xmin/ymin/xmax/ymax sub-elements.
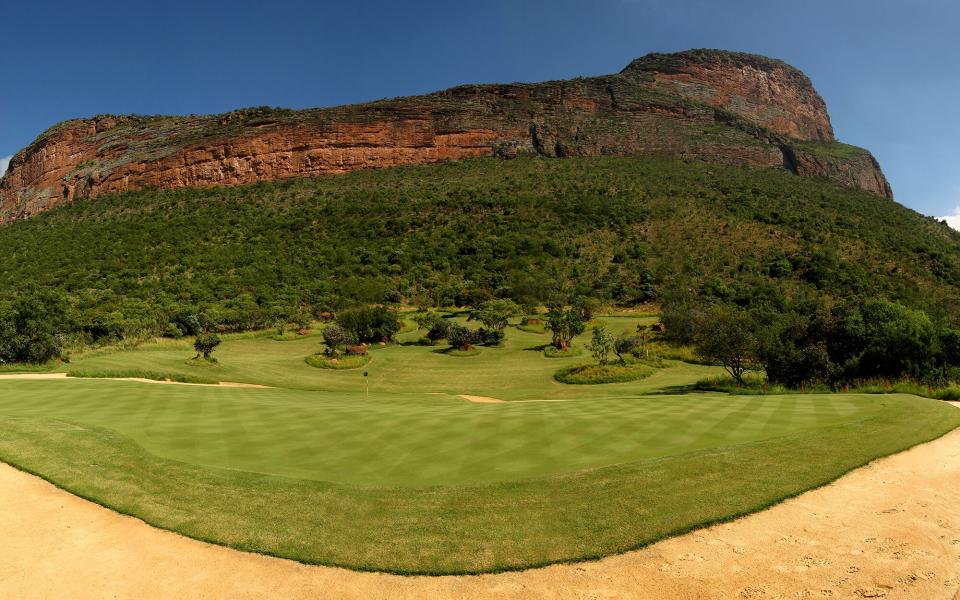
<box><xmin>0</xmin><ymin>380</ymin><xmax>870</xmax><ymax>487</ymax></box>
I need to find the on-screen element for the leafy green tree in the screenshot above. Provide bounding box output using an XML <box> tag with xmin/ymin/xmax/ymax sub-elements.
<box><xmin>693</xmin><ymin>305</ymin><xmax>758</xmax><ymax>386</ymax></box>
<box><xmin>414</xmin><ymin>312</ymin><xmax>450</xmax><ymax>345</ymax></box>
<box><xmin>338</xmin><ymin>306</ymin><xmax>401</xmax><ymax>343</ymax></box>
<box><xmin>321</xmin><ymin>324</ymin><xmax>355</xmax><ymax>356</ymax></box>
<box><xmin>614</xmin><ymin>333</ymin><xmax>641</xmax><ymax>365</ymax></box>
<box><xmin>193</xmin><ymin>333</ymin><xmax>222</xmax><ymax>360</ymax></box>
<box><xmin>546</xmin><ymin>303</ymin><xmax>586</xmax><ymax>351</ymax></box>
<box><xmin>447</xmin><ymin>324</ymin><xmax>476</xmax><ymax>351</ymax></box>
<box><xmin>294</xmin><ymin>306</ymin><xmax>312</xmax><ymax>331</ymax></box>
<box><xmin>470</xmin><ymin>299</ymin><xmax>522</xmax><ymax>332</ymax></box>
<box><xmin>0</xmin><ymin>291</ymin><xmax>71</xmax><ymax>365</ymax></box>
<box><xmin>589</xmin><ymin>325</ymin><xmax>615</xmax><ymax>365</ymax></box>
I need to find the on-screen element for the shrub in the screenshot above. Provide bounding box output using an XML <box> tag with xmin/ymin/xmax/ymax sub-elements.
<box><xmin>447</xmin><ymin>324</ymin><xmax>476</xmax><ymax>351</ymax></box>
<box><xmin>193</xmin><ymin>333</ymin><xmax>222</xmax><ymax>360</ymax></box>
<box><xmin>589</xmin><ymin>325</ymin><xmax>615</xmax><ymax>365</ymax></box>
<box><xmin>305</xmin><ymin>353</ymin><xmax>371</xmax><ymax>370</ymax></box>
<box><xmin>554</xmin><ymin>362</ymin><xmax>656</xmax><ymax>384</ymax></box>
<box><xmin>321</xmin><ymin>324</ymin><xmax>355</xmax><ymax>356</ymax></box>
<box><xmin>614</xmin><ymin>333</ymin><xmax>641</xmax><ymax>365</ymax></box>
<box><xmin>476</xmin><ymin>328</ymin><xmax>505</xmax><ymax>346</ymax></box>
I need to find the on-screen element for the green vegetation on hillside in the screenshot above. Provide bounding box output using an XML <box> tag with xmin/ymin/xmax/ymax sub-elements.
<box><xmin>2</xmin><ymin>156</ymin><xmax>959</xmax><ymax>360</ymax></box>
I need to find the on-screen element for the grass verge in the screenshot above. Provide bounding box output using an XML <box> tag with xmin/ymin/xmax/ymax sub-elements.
<box><xmin>65</xmin><ymin>368</ymin><xmax>219</xmax><ymax>384</ymax></box>
<box><xmin>696</xmin><ymin>375</ymin><xmax>960</xmax><ymax>400</ymax></box>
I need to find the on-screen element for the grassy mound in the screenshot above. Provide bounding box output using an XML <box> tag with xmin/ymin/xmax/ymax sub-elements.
<box><xmin>304</xmin><ymin>354</ymin><xmax>372</xmax><ymax>370</ymax></box>
<box><xmin>543</xmin><ymin>345</ymin><xmax>583</xmax><ymax>358</ymax></box>
<box><xmin>438</xmin><ymin>347</ymin><xmax>482</xmax><ymax>357</ymax></box>
<box><xmin>555</xmin><ymin>362</ymin><xmax>656</xmax><ymax>384</ymax></box>
<box><xmin>517</xmin><ymin>323</ymin><xmax>547</xmax><ymax>334</ymax></box>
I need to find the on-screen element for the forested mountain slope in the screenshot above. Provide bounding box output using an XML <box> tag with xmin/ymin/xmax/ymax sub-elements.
<box><xmin>0</xmin><ymin>156</ymin><xmax>954</xmax><ymax>342</ymax></box>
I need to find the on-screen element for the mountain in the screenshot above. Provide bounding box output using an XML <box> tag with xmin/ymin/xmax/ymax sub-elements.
<box><xmin>0</xmin><ymin>49</ymin><xmax>891</xmax><ymax>223</ymax></box>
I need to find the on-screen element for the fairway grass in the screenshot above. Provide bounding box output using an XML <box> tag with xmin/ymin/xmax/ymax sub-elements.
<box><xmin>0</xmin><ymin>315</ymin><xmax>957</xmax><ymax>574</ymax></box>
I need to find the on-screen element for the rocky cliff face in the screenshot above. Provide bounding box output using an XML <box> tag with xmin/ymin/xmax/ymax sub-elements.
<box><xmin>0</xmin><ymin>49</ymin><xmax>892</xmax><ymax>222</ymax></box>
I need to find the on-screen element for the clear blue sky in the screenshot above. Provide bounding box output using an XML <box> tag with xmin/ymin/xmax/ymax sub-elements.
<box><xmin>2</xmin><ymin>0</ymin><xmax>958</xmax><ymax>218</ymax></box>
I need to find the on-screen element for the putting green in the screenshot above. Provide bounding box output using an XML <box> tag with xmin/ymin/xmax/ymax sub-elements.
<box><xmin>0</xmin><ymin>380</ymin><xmax>868</xmax><ymax>487</ymax></box>
<box><xmin>0</xmin><ymin>315</ymin><xmax>957</xmax><ymax>573</ymax></box>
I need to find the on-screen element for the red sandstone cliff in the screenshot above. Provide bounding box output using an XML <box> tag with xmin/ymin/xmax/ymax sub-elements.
<box><xmin>0</xmin><ymin>49</ymin><xmax>892</xmax><ymax>222</ymax></box>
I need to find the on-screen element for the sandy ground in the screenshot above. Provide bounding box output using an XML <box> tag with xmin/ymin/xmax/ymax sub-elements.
<box><xmin>0</xmin><ymin>423</ymin><xmax>958</xmax><ymax>598</ymax></box>
<box><xmin>458</xmin><ymin>394</ymin><xmax>506</xmax><ymax>403</ymax></box>
<box><xmin>0</xmin><ymin>372</ymin><xmax>266</xmax><ymax>388</ymax></box>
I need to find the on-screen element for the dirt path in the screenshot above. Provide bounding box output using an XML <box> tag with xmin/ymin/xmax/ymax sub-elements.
<box><xmin>0</xmin><ymin>373</ymin><xmax>267</xmax><ymax>388</ymax></box>
<box><xmin>1</xmin><ymin>430</ymin><xmax>958</xmax><ymax>598</ymax></box>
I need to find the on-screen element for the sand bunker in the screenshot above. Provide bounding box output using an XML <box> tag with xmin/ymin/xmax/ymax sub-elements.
<box><xmin>458</xmin><ymin>394</ymin><xmax>506</xmax><ymax>403</ymax></box>
<box><xmin>0</xmin><ymin>414</ymin><xmax>958</xmax><ymax>598</ymax></box>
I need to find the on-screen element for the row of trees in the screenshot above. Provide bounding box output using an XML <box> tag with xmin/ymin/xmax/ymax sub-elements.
<box><xmin>669</xmin><ymin>298</ymin><xmax>960</xmax><ymax>387</ymax></box>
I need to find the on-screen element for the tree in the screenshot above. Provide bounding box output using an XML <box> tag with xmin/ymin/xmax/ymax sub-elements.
<box><xmin>693</xmin><ymin>306</ymin><xmax>757</xmax><ymax>386</ymax></box>
<box><xmin>589</xmin><ymin>325</ymin><xmax>615</xmax><ymax>365</ymax></box>
<box><xmin>194</xmin><ymin>333</ymin><xmax>222</xmax><ymax>361</ymax></box>
<box><xmin>293</xmin><ymin>306</ymin><xmax>312</xmax><ymax>331</ymax></box>
<box><xmin>614</xmin><ymin>333</ymin><xmax>641</xmax><ymax>365</ymax></box>
<box><xmin>414</xmin><ymin>312</ymin><xmax>450</xmax><ymax>345</ymax></box>
<box><xmin>546</xmin><ymin>303</ymin><xmax>586</xmax><ymax>351</ymax></box>
<box><xmin>270</xmin><ymin>306</ymin><xmax>289</xmax><ymax>337</ymax></box>
<box><xmin>321</xmin><ymin>324</ymin><xmax>354</xmax><ymax>356</ymax></box>
<box><xmin>447</xmin><ymin>324</ymin><xmax>476</xmax><ymax>351</ymax></box>
<box><xmin>338</xmin><ymin>306</ymin><xmax>401</xmax><ymax>343</ymax></box>
<box><xmin>0</xmin><ymin>291</ymin><xmax>71</xmax><ymax>365</ymax></box>
<box><xmin>469</xmin><ymin>299</ymin><xmax>522</xmax><ymax>332</ymax></box>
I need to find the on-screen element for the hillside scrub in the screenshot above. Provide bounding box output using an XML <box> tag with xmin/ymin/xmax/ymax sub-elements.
<box><xmin>2</xmin><ymin>157</ymin><xmax>960</xmax><ymax>359</ymax></box>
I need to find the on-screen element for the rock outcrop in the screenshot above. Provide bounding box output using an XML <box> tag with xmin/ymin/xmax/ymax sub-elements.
<box><xmin>0</xmin><ymin>49</ymin><xmax>892</xmax><ymax>222</ymax></box>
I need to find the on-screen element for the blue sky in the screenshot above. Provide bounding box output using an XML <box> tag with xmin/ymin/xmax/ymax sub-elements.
<box><xmin>1</xmin><ymin>0</ymin><xmax>958</xmax><ymax>220</ymax></box>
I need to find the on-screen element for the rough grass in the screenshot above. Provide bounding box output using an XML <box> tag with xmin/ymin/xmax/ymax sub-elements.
<box><xmin>517</xmin><ymin>323</ymin><xmax>547</xmax><ymax>334</ymax></box>
<box><xmin>66</xmin><ymin>368</ymin><xmax>219</xmax><ymax>384</ymax></box>
<box><xmin>438</xmin><ymin>347</ymin><xmax>482</xmax><ymax>357</ymax></box>
<box><xmin>543</xmin><ymin>345</ymin><xmax>583</xmax><ymax>358</ymax></box>
<box><xmin>696</xmin><ymin>374</ymin><xmax>960</xmax><ymax>401</ymax></box>
<box><xmin>555</xmin><ymin>362</ymin><xmax>656</xmax><ymax>384</ymax></box>
<box><xmin>304</xmin><ymin>353</ymin><xmax>372</xmax><ymax>370</ymax></box>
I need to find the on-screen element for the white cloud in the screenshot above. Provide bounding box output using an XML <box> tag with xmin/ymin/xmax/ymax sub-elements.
<box><xmin>0</xmin><ymin>155</ymin><xmax>10</xmax><ymax>178</ymax></box>
<box><xmin>938</xmin><ymin>206</ymin><xmax>960</xmax><ymax>231</ymax></box>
